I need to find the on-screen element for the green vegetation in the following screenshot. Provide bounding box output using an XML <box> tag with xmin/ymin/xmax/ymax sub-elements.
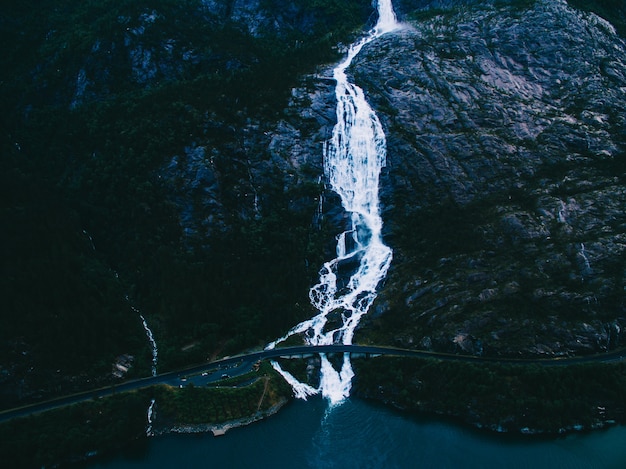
<box><xmin>0</xmin><ymin>168</ymin><xmax>145</xmax><ymax>370</ymax></box>
<box><xmin>2</xmin><ymin>0</ymin><xmax>626</xmax><ymax>464</ymax></box>
<box><xmin>353</xmin><ymin>357</ymin><xmax>626</xmax><ymax>433</ymax></box>
<box><xmin>0</xmin><ymin>361</ymin><xmax>293</xmax><ymax>468</ymax></box>
<box><xmin>0</xmin><ymin>0</ymin><xmax>370</xmax><ymax>406</ymax></box>
<box><xmin>3</xmin><ymin>355</ymin><xmax>626</xmax><ymax>468</ymax></box>
<box><xmin>0</xmin><ymin>390</ymin><xmax>151</xmax><ymax>469</ymax></box>
<box><xmin>153</xmin><ymin>361</ymin><xmax>293</xmax><ymax>425</ymax></box>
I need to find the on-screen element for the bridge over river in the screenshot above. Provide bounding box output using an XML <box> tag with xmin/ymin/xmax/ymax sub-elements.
<box><xmin>1</xmin><ymin>344</ymin><xmax>624</xmax><ymax>423</ymax></box>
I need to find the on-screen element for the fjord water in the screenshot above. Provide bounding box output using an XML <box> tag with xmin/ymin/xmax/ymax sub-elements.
<box><xmin>87</xmin><ymin>398</ymin><xmax>626</xmax><ymax>468</ymax></box>
<box><xmin>85</xmin><ymin>1</ymin><xmax>626</xmax><ymax>467</ymax></box>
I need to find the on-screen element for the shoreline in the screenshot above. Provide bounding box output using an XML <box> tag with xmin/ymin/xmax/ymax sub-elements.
<box><xmin>153</xmin><ymin>397</ymin><xmax>290</xmax><ymax>437</ymax></box>
<box><xmin>155</xmin><ymin>391</ymin><xmax>618</xmax><ymax>440</ymax></box>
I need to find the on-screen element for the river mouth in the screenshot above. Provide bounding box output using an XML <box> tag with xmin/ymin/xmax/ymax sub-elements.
<box><xmin>82</xmin><ymin>398</ymin><xmax>626</xmax><ymax>469</ymax></box>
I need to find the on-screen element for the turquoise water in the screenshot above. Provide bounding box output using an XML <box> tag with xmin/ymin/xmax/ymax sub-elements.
<box><xmin>86</xmin><ymin>398</ymin><xmax>626</xmax><ymax>468</ymax></box>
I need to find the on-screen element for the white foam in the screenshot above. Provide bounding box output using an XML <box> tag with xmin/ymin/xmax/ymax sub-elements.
<box><xmin>268</xmin><ymin>0</ymin><xmax>398</xmax><ymax>405</ymax></box>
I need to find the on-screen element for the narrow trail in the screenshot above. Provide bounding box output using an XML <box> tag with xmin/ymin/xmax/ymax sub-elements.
<box><xmin>256</xmin><ymin>377</ymin><xmax>270</xmax><ymax>412</ymax></box>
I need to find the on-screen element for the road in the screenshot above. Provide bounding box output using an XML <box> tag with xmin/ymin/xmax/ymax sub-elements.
<box><xmin>0</xmin><ymin>344</ymin><xmax>624</xmax><ymax>423</ymax></box>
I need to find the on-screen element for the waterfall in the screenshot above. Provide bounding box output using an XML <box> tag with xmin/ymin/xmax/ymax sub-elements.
<box><xmin>146</xmin><ymin>399</ymin><xmax>156</xmax><ymax>436</ymax></box>
<box><xmin>82</xmin><ymin>229</ymin><xmax>96</xmax><ymax>251</ymax></box>
<box><xmin>134</xmin><ymin>306</ymin><xmax>158</xmax><ymax>434</ymax></box>
<box><xmin>269</xmin><ymin>0</ymin><xmax>399</xmax><ymax>405</ymax></box>
<box><xmin>579</xmin><ymin>242</ymin><xmax>592</xmax><ymax>280</ymax></box>
<box><xmin>125</xmin><ymin>294</ymin><xmax>158</xmax><ymax>376</ymax></box>
<box><xmin>138</xmin><ymin>313</ymin><xmax>158</xmax><ymax>377</ymax></box>
<box><xmin>270</xmin><ymin>363</ymin><xmax>318</xmax><ymax>400</ymax></box>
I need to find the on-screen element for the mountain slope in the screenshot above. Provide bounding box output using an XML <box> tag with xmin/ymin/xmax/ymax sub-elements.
<box><xmin>354</xmin><ymin>0</ymin><xmax>626</xmax><ymax>356</ymax></box>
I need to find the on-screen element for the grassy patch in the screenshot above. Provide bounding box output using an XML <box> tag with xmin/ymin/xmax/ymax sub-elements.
<box><xmin>153</xmin><ymin>361</ymin><xmax>293</xmax><ymax>425</ymax></box>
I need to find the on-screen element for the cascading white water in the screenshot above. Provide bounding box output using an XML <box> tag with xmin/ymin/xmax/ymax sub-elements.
<box><xmin>139</xmin><ymin>313</ymin><xmax>158</xmax><ymax>377</ymax></box>
<box><xmin>126</xmin><ymin>297</ymin><xmax>159</xmax><ymax>377</ymax></box>
<box><xmin>135</xmin><ymin>308</ymin><xmax>158</xmax><ymax>435</ymax></box>
<box><xmin>125</xmin><ymin>297</ymin><xmax>160</xmax><ymax>433</ymax></box>
<box><xmin>146</xmin><ymin>398</ymin><xmax>156</xmax><ymax>436</ymax></box>
<box><xmin>268</xmin><ymin>0</ymin><xmax>399</xmax><ymax>405</ymax></box>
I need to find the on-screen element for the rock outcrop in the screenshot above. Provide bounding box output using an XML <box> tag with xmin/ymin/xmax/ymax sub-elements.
<box><xmin>4</xmin><ymin>0</ymin><xmax>626</xmax><ymax>410</ymax></box>
<box><xmin>350</xmin><ymin>0</ymin><xmax>626</xmax><ymax>356</ymax></box>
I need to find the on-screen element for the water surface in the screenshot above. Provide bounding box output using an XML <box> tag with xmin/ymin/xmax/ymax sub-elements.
<box><xmin>88</xmin><ymin>398</ymin><xmax>626</xmax><ymax>469</ymax></box>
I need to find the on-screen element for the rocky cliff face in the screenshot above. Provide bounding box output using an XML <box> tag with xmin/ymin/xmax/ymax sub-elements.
<box><xmin>3</xmin><ymin>0</ymin><xmax>626</xmax><ymax>408</ymax></box>
<box><xmin>0</xmin><ymin>0</ymin><xmax>367</xmax><ymax>405</ymax></box>
<box><xmin>348</xmin><ymin>0</ymin><xmax>626</xmax><ymax>356</ymax></box>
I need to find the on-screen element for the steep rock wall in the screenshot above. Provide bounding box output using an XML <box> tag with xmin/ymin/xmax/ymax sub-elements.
<box><xmin>352</xmin><ymin>0</ymin><xmax>626</xmax><ymax>356</ymax></box>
